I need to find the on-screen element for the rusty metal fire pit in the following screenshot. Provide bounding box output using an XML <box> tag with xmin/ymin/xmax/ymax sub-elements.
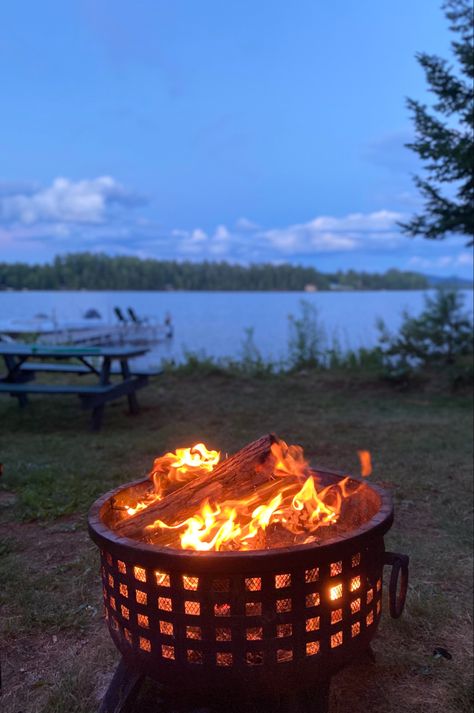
<box><xmin>88</xmin><ymin>466</ymin><xmax>409</xmax><ymax>713</ymax></box>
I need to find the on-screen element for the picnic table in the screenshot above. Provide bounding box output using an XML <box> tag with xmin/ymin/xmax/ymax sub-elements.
<box><xmin>0</xmin><ymin>343</ymin><xmax>158</xmax><ymax>430</ymax></box>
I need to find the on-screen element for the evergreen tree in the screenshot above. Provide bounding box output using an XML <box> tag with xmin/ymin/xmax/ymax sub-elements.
<box><xmin>401</xmin><ymin>0</ymin><xmax>474</xmax><ymax>246</ymax></box>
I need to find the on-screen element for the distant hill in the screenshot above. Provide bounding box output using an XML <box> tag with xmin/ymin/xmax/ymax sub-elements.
<box><xmin>425</xmin><ymin>274</ymin><xmax>473</xmax><ymax>289</ymax></box>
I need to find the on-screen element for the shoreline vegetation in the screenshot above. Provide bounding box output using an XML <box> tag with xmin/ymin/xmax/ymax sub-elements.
<box><xmin>163</xmin><ymin>292</ymin><xmax>474</xmax><ymax>392</ymax></box>
<box><xmin>1</xmin><ymin>252</ymin><xmax>472</xmax><ymax>291</ymax></box>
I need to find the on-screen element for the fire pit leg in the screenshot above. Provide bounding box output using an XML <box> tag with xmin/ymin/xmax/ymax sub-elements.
<box><xmin>99</xmin><ymin>658</ymin><xmax>144</xmax><ymax>713</ymax></box>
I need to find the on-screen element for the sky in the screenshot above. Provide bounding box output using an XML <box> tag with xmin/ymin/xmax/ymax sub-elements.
<box><xmin>0</xmin><ymin>0</ymin><xmax>472</xmax><ymax>277</ymax></box>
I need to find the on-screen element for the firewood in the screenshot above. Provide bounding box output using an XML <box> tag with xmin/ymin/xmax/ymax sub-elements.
<box><xmin>115</xmin><ymin>434</ymin><xmax>278</xmax><ymax>540</ymax></box>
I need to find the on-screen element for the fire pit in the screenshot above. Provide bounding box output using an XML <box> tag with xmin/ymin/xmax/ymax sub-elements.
<box><xmin>88</xmin><ymin>435</ymin><xmax>409</xmax><ymax>713</ymax></box>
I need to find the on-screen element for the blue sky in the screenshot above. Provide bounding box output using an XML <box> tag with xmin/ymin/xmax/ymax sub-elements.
<box><xmin>0</xmin><ymin>0</ymin><xmax>472</xmax><ymax>277</ymax></box>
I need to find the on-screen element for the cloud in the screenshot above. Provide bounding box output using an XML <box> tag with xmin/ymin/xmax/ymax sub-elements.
<box><xmin>1</xmin><ymin>176</ymin><xmax>470</xmax><ymax>279</ymax></box>
<box><xmin>0</xmin><ymin>176</ymin><xmax>142</xmax><ymax>226</ymax></box>
<box><xmin>408</xmin><ymin>252</ymin><xmax>474</xmax><ymax>270</ymax></box>
<box><xmin>257</xmin><ymin>210</ymin><xmax>405</xmax><ymax>254</ymax></box>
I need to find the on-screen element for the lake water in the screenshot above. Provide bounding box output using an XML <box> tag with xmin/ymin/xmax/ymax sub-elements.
<box><xmin>1</xmin><ymin>290</ymin><xmax>472</xmax><ymax>367</ymax></box>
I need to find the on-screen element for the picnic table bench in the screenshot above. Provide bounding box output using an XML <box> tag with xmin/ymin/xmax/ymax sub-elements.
<box><xmin>0</xmin><ymin>343</ymin><xmax>161</xmax><ymax>430</ymax></box>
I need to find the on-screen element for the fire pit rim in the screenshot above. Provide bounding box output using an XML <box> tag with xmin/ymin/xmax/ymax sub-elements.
<box><xmin>88</xmin><ymin>468</ymin><xmax>394</xmax><ymax>567</ymax></box>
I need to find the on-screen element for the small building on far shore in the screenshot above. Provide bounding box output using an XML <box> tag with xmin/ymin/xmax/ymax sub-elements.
<box><xmin>304</xmin><ymin>283</ymin><xmax>318</xmax><ymax>292</ymax></box>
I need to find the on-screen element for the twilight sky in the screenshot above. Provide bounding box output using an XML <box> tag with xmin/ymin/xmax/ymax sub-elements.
<box><xmin>0</xmin><ymin>0</ymin><xmax>472</xmax><ymax>277</ymax></box>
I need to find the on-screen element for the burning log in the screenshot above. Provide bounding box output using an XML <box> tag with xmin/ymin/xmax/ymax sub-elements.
<box><xmin>115</xmin><ymin>434</ymin><xmax>278</xmax><ymax>541</ymax></box>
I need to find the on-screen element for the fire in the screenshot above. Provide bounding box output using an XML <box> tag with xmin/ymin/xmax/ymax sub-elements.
<box><xmin>138</xmin><ymin>439</ymin><xmax>371</xmax><ymax>552</ymax></box>
<box><xmin>124</xmin><ymin>443</ymin><xmax>220</xmax><ymax>515</ymax></box>
<box><xmin>150</xmin><ymin>442</ymin><xmax>220</xmax><ymax>497</ymax></box>
<box><xmin>357</xmin><ymin>450</ymin><xmax>372</xmax><ymax>477</ymax></box>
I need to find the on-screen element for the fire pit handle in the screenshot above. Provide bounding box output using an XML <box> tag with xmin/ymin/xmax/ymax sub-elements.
<box><xmin>384</xmin><ymin>551</ymin><xmax>409</xmax><ymax>618</ymax></box>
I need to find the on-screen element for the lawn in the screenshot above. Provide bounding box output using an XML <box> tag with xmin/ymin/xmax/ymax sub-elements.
<box><xmin>0</xmin><ymin>371</ymin><xmax>472</xmax><ymax>713</ymax></box>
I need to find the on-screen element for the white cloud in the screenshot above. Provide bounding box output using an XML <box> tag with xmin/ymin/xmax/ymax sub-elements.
<box><xmin>408</xmin><ymin>252</ymin><xmax>474</xmax><ymax>270</ymax></box>
<box><xmin>258</xmin><ymin>210</ymin><xmax>405</xmax><ymax>254</ymax></box>
<box><xmin>0</xmin><ymin>176</ymin><xmax>140</xmax><ymax>225</ymax></box>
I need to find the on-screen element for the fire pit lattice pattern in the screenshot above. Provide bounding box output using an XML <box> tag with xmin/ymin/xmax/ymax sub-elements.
<box><xmin>100</xmin><ymin>545</ymin><xmax>383</xmax><ymax>672</ymax></box>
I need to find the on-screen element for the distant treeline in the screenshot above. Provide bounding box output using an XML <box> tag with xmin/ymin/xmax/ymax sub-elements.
<box><xmin>0</xmin><ymin>253</ymin><xmax>431</xmax><ymax>291</ymax></box>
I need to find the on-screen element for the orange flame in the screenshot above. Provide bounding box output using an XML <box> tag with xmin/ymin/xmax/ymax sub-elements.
<box><xmin>138</xmin><ymin>439</ymin><xmax>370</xmax><ymax>552</ymax></box>
<box><xmin>357</xmin><ymin>450</ymin><xmax>372</xmax><ymax>477</ymax></box>
<box><xmin>124</xmin><ymin>443</ymin><xmax>220</xmax><ymax>516</ymax></box>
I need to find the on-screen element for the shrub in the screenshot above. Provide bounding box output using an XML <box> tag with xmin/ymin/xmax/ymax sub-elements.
<box><xmin>377</xmin><ymin>289</ymin><xmax>473</xmax><ymax>387</ymax></box>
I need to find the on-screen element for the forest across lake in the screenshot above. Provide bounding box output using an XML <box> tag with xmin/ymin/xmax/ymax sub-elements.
<box><xmin>2</xmin><ymin>252</ymin><xmax>470</xmax><ymax>292</ymax></box>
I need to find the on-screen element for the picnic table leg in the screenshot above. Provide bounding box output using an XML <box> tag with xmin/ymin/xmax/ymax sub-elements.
<box><xmin>3</xmin><ymin>355</ymin><xmax>29</xmax><ymax>407</ymax></box>
<box><xmin>91</xmin><ymin>357</ymin><xmax>111</xmax><ymax>431</ymax></box>
<box><xmin>120</xmin><ymin>359</ymin><xmax>139</xmax><ymax>415</ymax></box>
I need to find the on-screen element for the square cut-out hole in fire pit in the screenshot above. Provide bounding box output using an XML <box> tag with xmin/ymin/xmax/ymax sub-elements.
<box><xmin>212</xmin><ymin>578</ymin><xmax>230</xmax><ymax>592</ymax></box>
<box><xmin>214</xmin><ymin>603</ymin><xmax>231</xmax><ymax>617</ymax></box>
<box><xmin>246</xmin><ymin>651</ymin><xmax>264</xmax><ymax>666</ymax></box>
<box><xmin>277</xmin><ymin>623</ymin><xmax>292</xmax><ymax>637</ymax></box>
<box><xmin>245</xmin><ymin>577</ymin><xmax>261</xmax><ymax>591</ymax></box>
<box><xmin>305</xmin><ymin>567</ymin><xmax>319</xmax><ymax>583</ymax></box>
<box><xmin>137</xmin><ymin>614</ymin><xmax>149</xmax><ymax>628</ymax></box>
<box><xmin>121</xmin><ymin>605</ymin><xmax>129</xmax><ymax>620</ymax></box>
<box><xmin>367</xmin><ymin>589</ymin><xmax>374</xmax><ymax>604</ymax></box>
<box><xmin>134</xmin><ymin>566</ymin><xmax>146</xmax><ymax>582</ymax></box>
<box><xmin>183</xmin><ymin>575</ymin><xmax>199</xmax><ymax>591</ymax></box>
<box><xmin>276</xmin><ymin>598</ymin><xmax>292</xmax><ymax>613</ymax></box>
<box><xmin>185</xmin><ymin>601</ymin><xmax>201</xmax><ymax>616</ymax></box>
<box><xmin>108</xmin><ymin>574</ymin><xmax>114</xmax><ymax>588</ymax></box>
<box><xmin>119</xmin><ymin>583</ymin><xmax>128</xmax><ymax>598</ymax></box>
<box><xmin>215</xmin><ymin>627</ymin><xmax>231</xmax><ymax>641</ymax></box>
<box><xmin>331</xmin><ymin>631</ymin><xmax>343</xmax><ymax>648</ymax></box>
<box><xmin>306</xmin><ymin>641</ymin><xmax>320</xmax><ymax>656</ymax></box>
<box><xmin>187</xmin><ymin>649</ymin><xmax>203</xmax><ymax>664</ymax></box>
<box><xmin>330</xmin><ymin>561</ymin><xmax>342</xmax><ymax>577</ymax></box>
<box><xmin>162</xmin><ymin>644</ymin><xmax>175</xmax><ymax>660</ymax></box>
<box><xmin>246</xmin><ymin>626</ymin><xmax>263</xmax><ymax>640</ymax></box>
<box><xmin>245</xmin><ymin>602</ymin><xmax>262</xmax><ymax>616</ymax></box>
<box><xmin>124</xmin><ymin>627</ymin><xmax>132</xmax><ymax>644</ymax></box>
<box><xmin>277</xmin><ymin>649</ymin><xmax>293</xmax><ymax>663</ymax></box>
<box><xmin>117</xmin><ymin>560</ymin><xmax>126</xmax><ymax>574</ymax></box>
<box><xmin>136</xmin><ymin>590</ymin><xmax>147</xmax><ymax>605</ymax></box>
<box><xmin>377</xmin><ymin>578</ymin><xmax>382</xmax><ymax>592</ymax></box>
<box><xmin>351</xmin><ymin>598</ymin><xmax>361</xmax><ymax>614</ymax></box>
<box><xmin>366</xmin><ymin>611</ymin><xmax>374</xmax><ymax>626</ymax></box>
<box><xmin>350</xmin><ymin>576</ymin><xmax>361</xmax><ymax>592</ymax></box>
<box><xmin>159</xmin><ymin>620</ymin><xmax>174</xmax><ymax>636</ymax></box>
<box><xmin>216</xmin><ymin>652</ymin><xmax>233</xmax><ymax>667</ymax></box>
<box><xmin>109</xmin><ymin>596</ymin><xmax>116</xmax><ymax>611</ymax></box>
<box><xmin>275</xmin><ymin>573</ymin><xmax>291</xmax><ymax>589</ymax></box>
<box><xmin>330</xmin><ymin>584</ymin><xmax>343</xmax><ymax>601</ymax></box>
<box><xmin>140</xmin><ymin>637</ymin><xmax>151</xmax><ymax>652</ymax></box>
<box><xmin>377</xmin><ymin>601</ymin><xmax>381</xmax><ymax>615</ymax></box>
<box><xmin>186</xmin><ymin>626</ymin><xmax>201</xmax><ymax>640</ymax></box>
<box><xmin>352</xmin><ymin>552</ymin><xmax>361</xmax><ymax>568</ymax></box>
<box><xmin>306</xmin><ymin>616</ymin><xmax>320</xmax><ymax>632</ymax></box>
<box><xmin>352</xmin><ymin>622</ymin><xmax>361</xmax><ymax>637</ymax></box>
<box><xmin>155</xmin><ymin>570</ymin><xmax>170</xmax><ymax>587</ymax></box>
<box><xmin>331</xmin><ymin>608</ymin><xmax>343</xmax><ymax>624</ymax></box>
<box><xmin>158</xmin><ymin>596</ymin><xmax>172</xmax><ymax>612</ymax></box>
<box><xmin>306</xmin><ymin>592</ymin><xmax>320</xmax><ymax>608</ymax></box>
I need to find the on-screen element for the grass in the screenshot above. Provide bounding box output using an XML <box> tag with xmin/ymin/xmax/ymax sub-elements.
<box><xmin>0</xmin><ymin>369</ymin><xmax>472</xmax><ymax>712</ymax></box>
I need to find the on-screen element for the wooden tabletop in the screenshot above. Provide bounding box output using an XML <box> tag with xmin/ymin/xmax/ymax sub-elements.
<box><xmin>0</xmin><ymin>343</ymin><xmax>149</xmax><ymax>359</ymax></box>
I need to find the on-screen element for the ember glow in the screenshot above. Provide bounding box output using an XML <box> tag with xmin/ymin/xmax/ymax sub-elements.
<box><xmin>128</xmin><ymin>439</ymin><xmax>372</xmax><ymax>552</ymax></box>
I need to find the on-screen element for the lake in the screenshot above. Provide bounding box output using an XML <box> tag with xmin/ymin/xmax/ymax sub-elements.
<box><xmin>1</xmin><ymin>290</ymin><xmax>472</xmax><ymax>367</ymax></box>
